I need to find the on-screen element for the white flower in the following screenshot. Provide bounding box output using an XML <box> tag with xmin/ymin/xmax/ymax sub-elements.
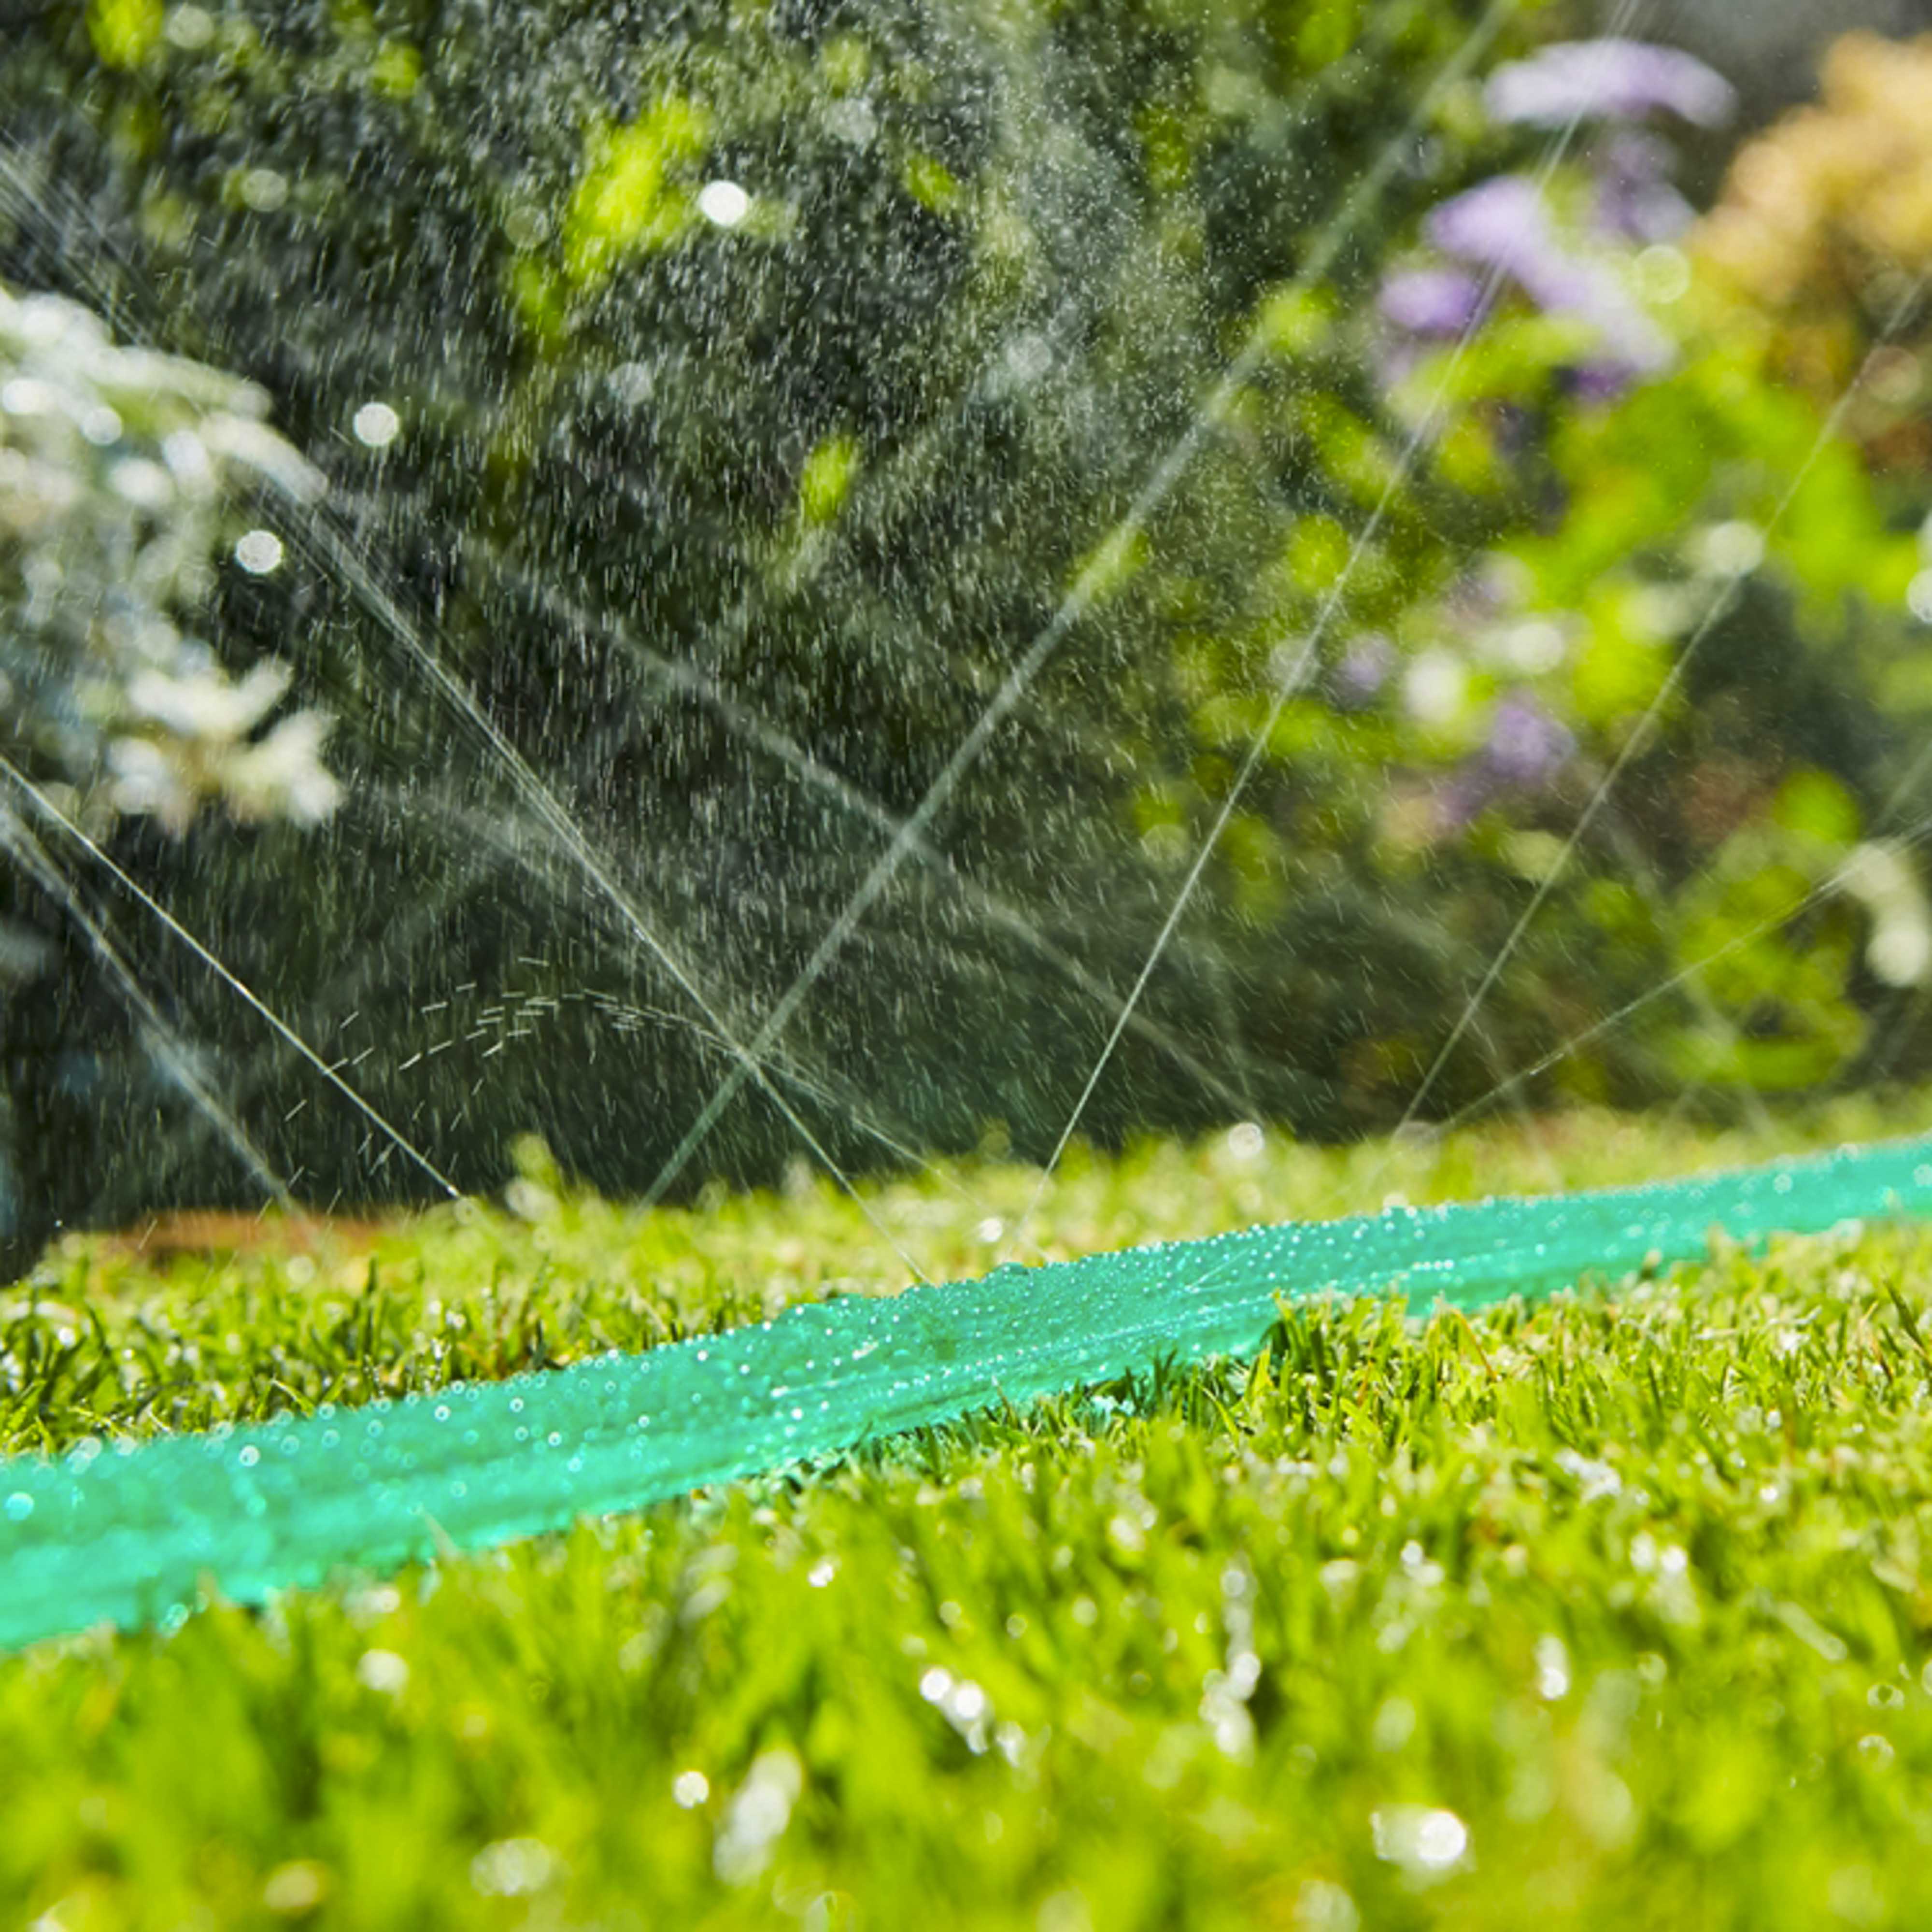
<box><xmin>126</xmin><ymin>659</ymin><xmax>290</xmax><ymax>741</ymax></box>
<box><xmin>107</xmin><ymin>736</ymin><xmax>196</xmax><ymax>835</ymax></box>
<box><xmin>1838</xmin><ymin>842</ymin><xmax>1932</xmax><ymax>988</ymax></box>
<box><xmin>224</xmin><ymin>711</ymin><xmax>343</xmax><ymax>826</ymax></box>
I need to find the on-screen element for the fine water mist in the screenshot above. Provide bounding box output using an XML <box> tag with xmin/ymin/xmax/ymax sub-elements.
<box><xmin>4</xmin><ymin>1</ymin><xmax>1932</xmax><ymax>1278</ymax></box>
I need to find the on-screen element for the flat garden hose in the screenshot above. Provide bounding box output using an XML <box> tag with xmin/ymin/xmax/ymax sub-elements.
<box><xmin>5</xmin><ymin>1131</ymin><xmax>1932</xmax><ymax>1651</ymax></box>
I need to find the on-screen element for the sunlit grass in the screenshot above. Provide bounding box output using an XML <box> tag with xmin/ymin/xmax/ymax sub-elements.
<box><xmin>10</xmin><ymin>1096</ymin><xmax>1932</xmax><ymax>1927</ymax></box>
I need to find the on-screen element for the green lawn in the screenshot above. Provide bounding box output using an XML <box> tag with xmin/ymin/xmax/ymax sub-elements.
<box><xmin>10</xmin><ymin>1099</ymin><xmax>1932</xmax><ymax>1929</ymax></box>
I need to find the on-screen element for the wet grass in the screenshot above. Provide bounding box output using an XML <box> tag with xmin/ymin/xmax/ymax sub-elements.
<box><xmin>10</xmin><ymin>1098</ymin><xmax>1932</xmax><ymax>1928</ymax></box>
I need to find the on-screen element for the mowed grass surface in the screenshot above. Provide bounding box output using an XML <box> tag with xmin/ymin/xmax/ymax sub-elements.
<box><xmin>11</xmin><ymin>1102</ymin><xmax>1932</xmax><ymax>1928</ymax></box>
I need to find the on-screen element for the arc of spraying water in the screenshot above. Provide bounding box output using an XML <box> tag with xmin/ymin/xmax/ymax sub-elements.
<box><xmin>0</xmin><ymin>757</ymin><xmax>462</xmax><ymax>1202</ymax></box>
<box><xmin>0</xmin><ymin>133</ymin><xmax>931</xmax><ymax>1268</ymax></box>
<box><xmin>1392</xmin><ymin>267</ymin><xmax>1932</xmax><ymax>1144</ymax></box>
<box><xmin>197</xmin><ymin>773</ymin><xmax>1036</xmax><ymax>1264</ymax></box>
<box><xmin>639</xmin><ymin>0</ymin><xmax>1530</xmax><ymax>1208</ymax></box>
<box><xmin>0</xmin><ymin>804</ymin><xmax>295</xmax><ymax>1212</ymax></box>
<box><xmin>515</xmin><ymin>569</ymin><xmax>1270</xmax><ymax>1124</ymax></box>
<box><xmin>1422</xmin><ymin>794</ymin><xmax>1932</xmax><ymax>1140</ymax></box>
<box><xmin>271</xmin><ymin>482</ymin><xmax>947</xmax><ymax>1279</ymax></box>
<box><xmin>1002</xmin><ymin>3</ymin><xmax>1659</xmax><ymax>1247</ymax></box>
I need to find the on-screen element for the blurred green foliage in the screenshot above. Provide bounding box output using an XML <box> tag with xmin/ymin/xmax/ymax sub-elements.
<box><xmin>1</xmin><ymin>3</ymin><xmax>1930</xmax><ymax>1238</ymax></box>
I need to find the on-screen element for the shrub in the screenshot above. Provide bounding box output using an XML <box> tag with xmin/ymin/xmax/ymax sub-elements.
<box><xmin>0</xmin><ymin>276</ymin><xmax>338</xmax><ymax>1264</ymax></box>
<box><xmin>1</xmin><ymin>6</ymin><xmax>1925</xmax><ymax>1245</ymax></box>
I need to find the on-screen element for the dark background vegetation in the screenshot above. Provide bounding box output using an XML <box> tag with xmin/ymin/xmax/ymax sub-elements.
<box><xmin>4</xmin><ymin>0</ymin><xmax>1932</xmax><ymax>1266</ymax></box>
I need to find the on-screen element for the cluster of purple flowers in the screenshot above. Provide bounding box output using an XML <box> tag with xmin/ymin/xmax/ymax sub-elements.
<box><xmin>1350</xmin><ymin>39</ymin><xmax>1736</xmax><ymax>839</ymax></box>
<box><xmin>1378</xmin><ymin>39</ymin><xmax>1733</xmax><ymax>385</ymax></box>
<box><xmin>1483</xmin><ymin>38</ymin><xmax>1735</xmax><ymax>131</ymax></box>
<box><xmin>1424</xmin><ymin>695</ymin><xmax>1577</xmax><ymax>835</ymax></box>
<box><xmin>1328</xmin><ymin>623</ymin><xmax>1574</xmax><ymax>833</ymax></box>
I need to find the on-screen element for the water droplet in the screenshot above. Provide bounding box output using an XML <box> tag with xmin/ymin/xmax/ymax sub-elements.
<box><xmin>233</xmin><ymin>528</ymin><xmax>284</xmax><ymax>574</ymax></box>
<box><xmin>353</xmin><ymin>400</ymin><xmax>401</xmax><ymax>448</ymax></box>
<box><xmin>237</xmin><ymin>165</ymin><xmax>288</xmax><ymax>212</ymax></box>
<box><xmin>698</xmin><ymin>179</ymin><xmax>751</xmax><ymax>228</ymax></box>
<box><xmin>609</xmin><ymin>361</ymin><xmax>654</xmax><ymax>405</ymax></box>
<box><xmin>3</xmin><ymin>1492</ymin><xmax>31</xmax><ymax>1522</ymax></box>
<box><xmin>357</xmin><ymin>1648</ymin><xmax>410</xmax><ymax>1694</ymax></box>
<box><xmin>1372</xmin><ymin>1805</ymin><xmax>1469</xmax><ymax>1874</ymax></box>
<box><xmin>823</xmin><ymin>97</ymin><xmax>877</xmax><ymax>148</ymax></box>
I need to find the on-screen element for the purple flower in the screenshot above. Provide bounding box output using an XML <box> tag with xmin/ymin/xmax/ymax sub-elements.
<box><xmin>1427</xmin><ymin>174</ymin><xmax>1673</xmax><ymax>374</ymax></box>
<box><xmin>1447</xmin><ymin>557</ymin><xmax>1528</xmax><ymax>624</ymax></box>
<box><xmin>1425</xmin><ymin>175</ymin><xmax>1548</xmax><ymax>281</ymax></box>
<box><xmin>1566</xmin><ymin>360</ymin><xmax>1636</xmax><ymax>404</ymax></box>
<box><xmin>1484</xmin><ymin>696</ymin><xmax>1575</xmax><ymax>787</ymax></box>
<box><xmin>1378</xmin><ymin>267</ymin><xmax>1485</xmax><ymax>338</ymax></box>
<box><xmin>1591</xmin><ymin>132</ymin><xmax>1694</xmax><ymax>245</ymax></box>
<box><xmin>1334</xmin><ymin>633</ymin><xmax>1395</xmax><ymax>704</ymax></box>
<box><xmin>1433</xmin><ymin>695</ymin><xmax>1576</xmax><ymax>833</ymax></box>
<box><xmin>1433</xmin><ymin>770</ymin><xmax>1490</xmax><ymax>833</ymax></box>
<box><xmin>1484</xmin><ymin>39</ymin><xmax>1736</xmax><ymax>131</ymax></box>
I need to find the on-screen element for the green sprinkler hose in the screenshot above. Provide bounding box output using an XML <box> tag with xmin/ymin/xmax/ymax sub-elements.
<box><xmin>5</xmin><ymin>1131</ymin><xmax>1932</xmax><ymax>1650</ymax></box>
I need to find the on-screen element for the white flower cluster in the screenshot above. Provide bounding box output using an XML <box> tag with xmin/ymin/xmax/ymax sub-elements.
<box><xmin>0</xmin><ymin>282</ymin><xmax>341</xmax><ymax>835</ymax></box>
